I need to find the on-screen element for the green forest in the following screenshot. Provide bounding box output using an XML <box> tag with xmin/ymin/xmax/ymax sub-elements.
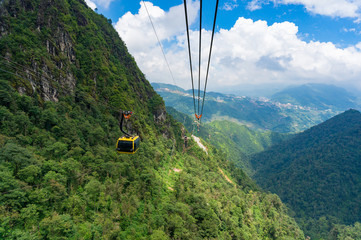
<box><xmin>166</xmin><ymin>106</ymin><xmax>290</xmax><ymax>175</ymax></box>
<box><xmin>0</xmin><ymin>0</ymin><xmax>306</xmax><ymax>239</ymax></box>
<box><xmin>251</xmin><ymin>109</ymin><xmax>361</xmax><ymax>239</ymax></box>
<box><xmin>0</xmin><ymin>79</ymin><xmax>305</xmax><ymax>239</ymax></box>
<box><xmin>166</xmin><ymin>105</ymin><xmax>361</xmax><ymax>239</ymax></box>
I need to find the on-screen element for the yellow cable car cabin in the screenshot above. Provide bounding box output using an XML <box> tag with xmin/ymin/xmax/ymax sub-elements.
<box><xmin>116</xmin><ymin>110</ymin><xmax>140</xmax><ymax>154</ymax></box>
<box><xmin>116</xmin><ymin>136</ymin><xmax>140</xmax><ymax>154</ymax></box>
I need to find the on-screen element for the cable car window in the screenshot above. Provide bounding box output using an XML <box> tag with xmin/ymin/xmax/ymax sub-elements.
<box><xmin>117</xmin><ymin>140</ymin><xmax>133</xmax><ymax>152</ymax></box>
<box><xmin>134</xmin><ymin>137</ymin><xmax>140</xmax><ymax>152</ymax></box>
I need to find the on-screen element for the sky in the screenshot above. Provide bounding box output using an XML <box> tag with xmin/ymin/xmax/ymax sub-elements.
<box><xmin>84</xmin><ymin>0</ymin><xmax>361</xmax><ymax>95</ymax></box>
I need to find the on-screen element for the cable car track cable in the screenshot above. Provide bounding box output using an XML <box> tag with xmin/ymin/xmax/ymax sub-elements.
<box><xmin>183</xmin><ymin>0</ymin><xmax>219</xmax><ymax>121</ymax></box>
<box><xmin>200</xmin><ymin>0</ymin><xmax>219</xmax><ymax>120</ymax></box>
<box><xmin>141</xmin><ymin>0</ymin><xmax>177</xmax><ymax>87</ymax></box>
<box><xmin>0</xmin><ymin>56</ymin><xmax>73</xmax><ymax>93</ymax></box>
<box><xmin>183</xmin><ymin>0</ymin><xmax>197</xmax><ymax>118</ymax></box>
<box><xmin>0</xmin><ymin>58</ymin><xmax>73</xmax><ymax>97</ymax></box>
<box><xmin>197</xmin><ymin>0</ymin><xmax>202</xmax><ymax>117</ymax></box>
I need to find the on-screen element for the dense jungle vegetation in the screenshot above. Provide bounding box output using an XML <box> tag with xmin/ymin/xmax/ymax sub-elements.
<box><xmin>167</xmin><ymin>106</ymin><xmax>361</xmax><ymax>240</ymax></box>
<box><xmin>0</xmin><ymin>79</ymin><xmax>306</xmax><ymax>239</ymax></box>
<box><xmin>0</xmin><ymin>0</ymin><xmax>305</xmax><ymax>239</ymax></box>
<box><xmin>251</xmin><ymin>109</ymin><xmax>361</xmax><ymax>239</ymax></box>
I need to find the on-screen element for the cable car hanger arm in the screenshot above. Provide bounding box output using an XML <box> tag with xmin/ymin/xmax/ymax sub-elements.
<box><xmin>120</xmin><ymin>111</ymin><xmax>132</xmax><ymax>137</ymax></box>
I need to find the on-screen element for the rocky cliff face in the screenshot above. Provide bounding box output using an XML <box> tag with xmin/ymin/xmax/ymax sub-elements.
<box><xmin>0</xmin><ymin>1</ymin><xmax>307</xmax><ymax>239</ymax></box>
<box><xmin>0</xmin><ymin>0</ymin><xmax>78</xmax><ymax>101</ymax></box>
<box><xmin>0</xmin><ymin>0</ymin><xmax>170</xmax><ymax>138</ymax></box>
<box><xmin>0</xmin><ymin>0</ymin><xmax>148</xmax><ymax>101</ymax></box>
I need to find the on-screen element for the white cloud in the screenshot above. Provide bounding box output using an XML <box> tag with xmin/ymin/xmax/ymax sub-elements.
<box><xmin>343</xmin><ymin>27</ymin><xmax>356</xmax><ymax>32</ymax></box>
<box><xmin>85</xmin><ymin>0</ymin><xmax>97</xmax><ymax>10</ymax></box>
<box><xmin>114</xmin><ymin>2</ymin><xmax>361</xmax><ymax>91</ymax></box>
<box><xmin>285</xmin><ymin>0</ymin><xmax>360</xmax><ymax>18</ymax></box>
<box><xmin>248</xmin><ymin>0</ymin><xmax>361</xmax><ymax>20</ymax></box>
<box><xmin>223</xmin><ymin>0</ymin><xmax>239</xmax><ymax>11</ymax></box>
<box><xmin>88</xmin><ymin>0</ymin><xmax>114</xmax><ymax>9</ymax></box>
<box><xmin>115</xmin><ymin>1</ymin><xmax>198</xmax><ymax>52</ymax></box>
<box><xmin>247</xmin><ymin>0</ymin><xmax>266</xmax><ymax>11</ymax></box>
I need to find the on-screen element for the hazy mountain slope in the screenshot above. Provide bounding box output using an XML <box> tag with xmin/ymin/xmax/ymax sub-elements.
<box><xmin>271</xmin><ymin>83</ymin><xmax>358</xmax><ymax>110</ymax></box>
<box><xmin>0</xmin><ymin>0</ymin><xmax>305</xmax><ymax>239</ymax></box>
<box><xmin>208</xmin><ymin>120</ymin><xmax>290</xmax><ymax>156</ymax></box>
<box><xmin>154</xmin><ymin>83</ymin><xmax>339</xmax><ymax>133</ymax></box>
<box><xmin>205</xmin><ymin>121</ymin><xmax>291</xmax><ymax>176</ymax></box>
<box><xmin>251</xmin><ymin>109</ymin><xmax>361</xmax><ymax>238</ymax></box>
<box><xmin>166</xmin><ymin>107</ymin><xmax>290</xmax><ymax>175</ymax></box>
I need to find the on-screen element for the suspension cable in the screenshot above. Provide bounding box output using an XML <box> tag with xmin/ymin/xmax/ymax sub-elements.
<box><xmin>200</xmin><ymin>0</ymin><xmax>219</xmax><ymax>119</ymax></box>
<box><xmin>197</xmin><ymin>0</ymin><xmax>202</xmax><ymax>116</ymax></box>
<box><xmin>0</xmin><ymin>55</ymin><xmax>72</xmax><ymax>91</ymax></box>
<box><xmin>0</xmin><ymin>66</ymin><xmax>42</xmax><ymax>95</ymax></box>
<box><xmin>183</xmin><ymin>0</ymin><xmax>197</xmax><ymax>117</ymax></box>
<box><xmin>183</xmin><ymin>0</ymin><xmax>219</xmax><ymax>121</ymax></box>
<box><xmin>0</xmin><ymin>58</ymin><xmax>44</xmax><ymax>83</ymax></box>
<box><xmin>141</xmin><ymin>0</ymin><xmax>177</xmax><ymax>86</ymax></box>
<box><xmin>0</xmin><ymin>57</ymin><xmax>71</xmax><ymax>96</ymax></box>
<box><xmin>0</xmin><ymin>56</ymin><xmax>48</xmax><ymax>80</ymax></box>
<box><xmin>0</xmin><ymin>66</ymin><xmax>28</xmax><ymax>80</ymax></box>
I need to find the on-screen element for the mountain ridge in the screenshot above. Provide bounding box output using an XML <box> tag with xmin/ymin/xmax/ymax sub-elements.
<box><xmin>271</xmin><ymin>83</ymin><xmax>358</xmax><ymax>111</ymax></box>
<box><xmin>0</xmin><ymin>0</ymin><xmax>305</xmax><ymax>239</ymax></box>
<box><xmin>153</xmin><ymin>82</ymin><xmax>342</xmax><ymax>133</ymax></box>
<box><xmin>251</xmin><ymin>109</ymin><xmax>361</xmax><ymax>238</ymax></box>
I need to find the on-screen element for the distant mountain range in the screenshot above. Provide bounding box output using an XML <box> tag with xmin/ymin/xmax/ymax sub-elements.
<box><xmin>0</xmin><ymin>0</ymin><xmax>306</xmax><ymax>239</ymax></box>
<box><xmin>271</xmin><ymin>83</ymin><xmax>359</xmax><ymax>110</ymax></box>
<box><xmin>251</xmin><ymin>109</ymin><xmax>361</xmax><ymax>238</ymax></box>
<box><xmin>163</xmin><ymin>81</ymin><xmax>361</xmax><ymax>238</ymax></box>
<box><xmin>153</xmin><ymin>83</ymin><xmax>359</xmax><ymax>132</ymax></box>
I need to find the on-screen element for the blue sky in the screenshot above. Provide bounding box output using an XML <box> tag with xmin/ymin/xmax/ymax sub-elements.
<box><xmin>85</xmin><ymin>0</ymin><xmax>361</xmax><ymax>94</ymax></box>
<box><xmin>90</xmin><ymin>0</ymin><xmax>361</xmax><ymax>47</ymax></box>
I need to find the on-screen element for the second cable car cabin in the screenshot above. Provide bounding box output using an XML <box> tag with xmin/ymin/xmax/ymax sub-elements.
<box><xmin>116</xmin><ymin>110</ymin><xmax>140</xmax><ymax>154</ymax></box>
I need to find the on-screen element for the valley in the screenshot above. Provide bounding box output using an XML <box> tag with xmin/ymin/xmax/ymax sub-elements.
<box><xmin>0</xmin><ymin>0</ymin><xmax>304</xmax><ymax>239</ymax></box>
<box><xmin>153</xmin><ymin>82</ymin><xmax>359</xmax><ymax>133</ymax></box>
<box><xmin>158</xmin><ymin>86</ymin><xmax>361</xmax><ymax>239</ymax></box>
<box><xmin>1</xmin><ymin>0</ymin><xmax>361</xmax><ymax>239</ymax></box>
